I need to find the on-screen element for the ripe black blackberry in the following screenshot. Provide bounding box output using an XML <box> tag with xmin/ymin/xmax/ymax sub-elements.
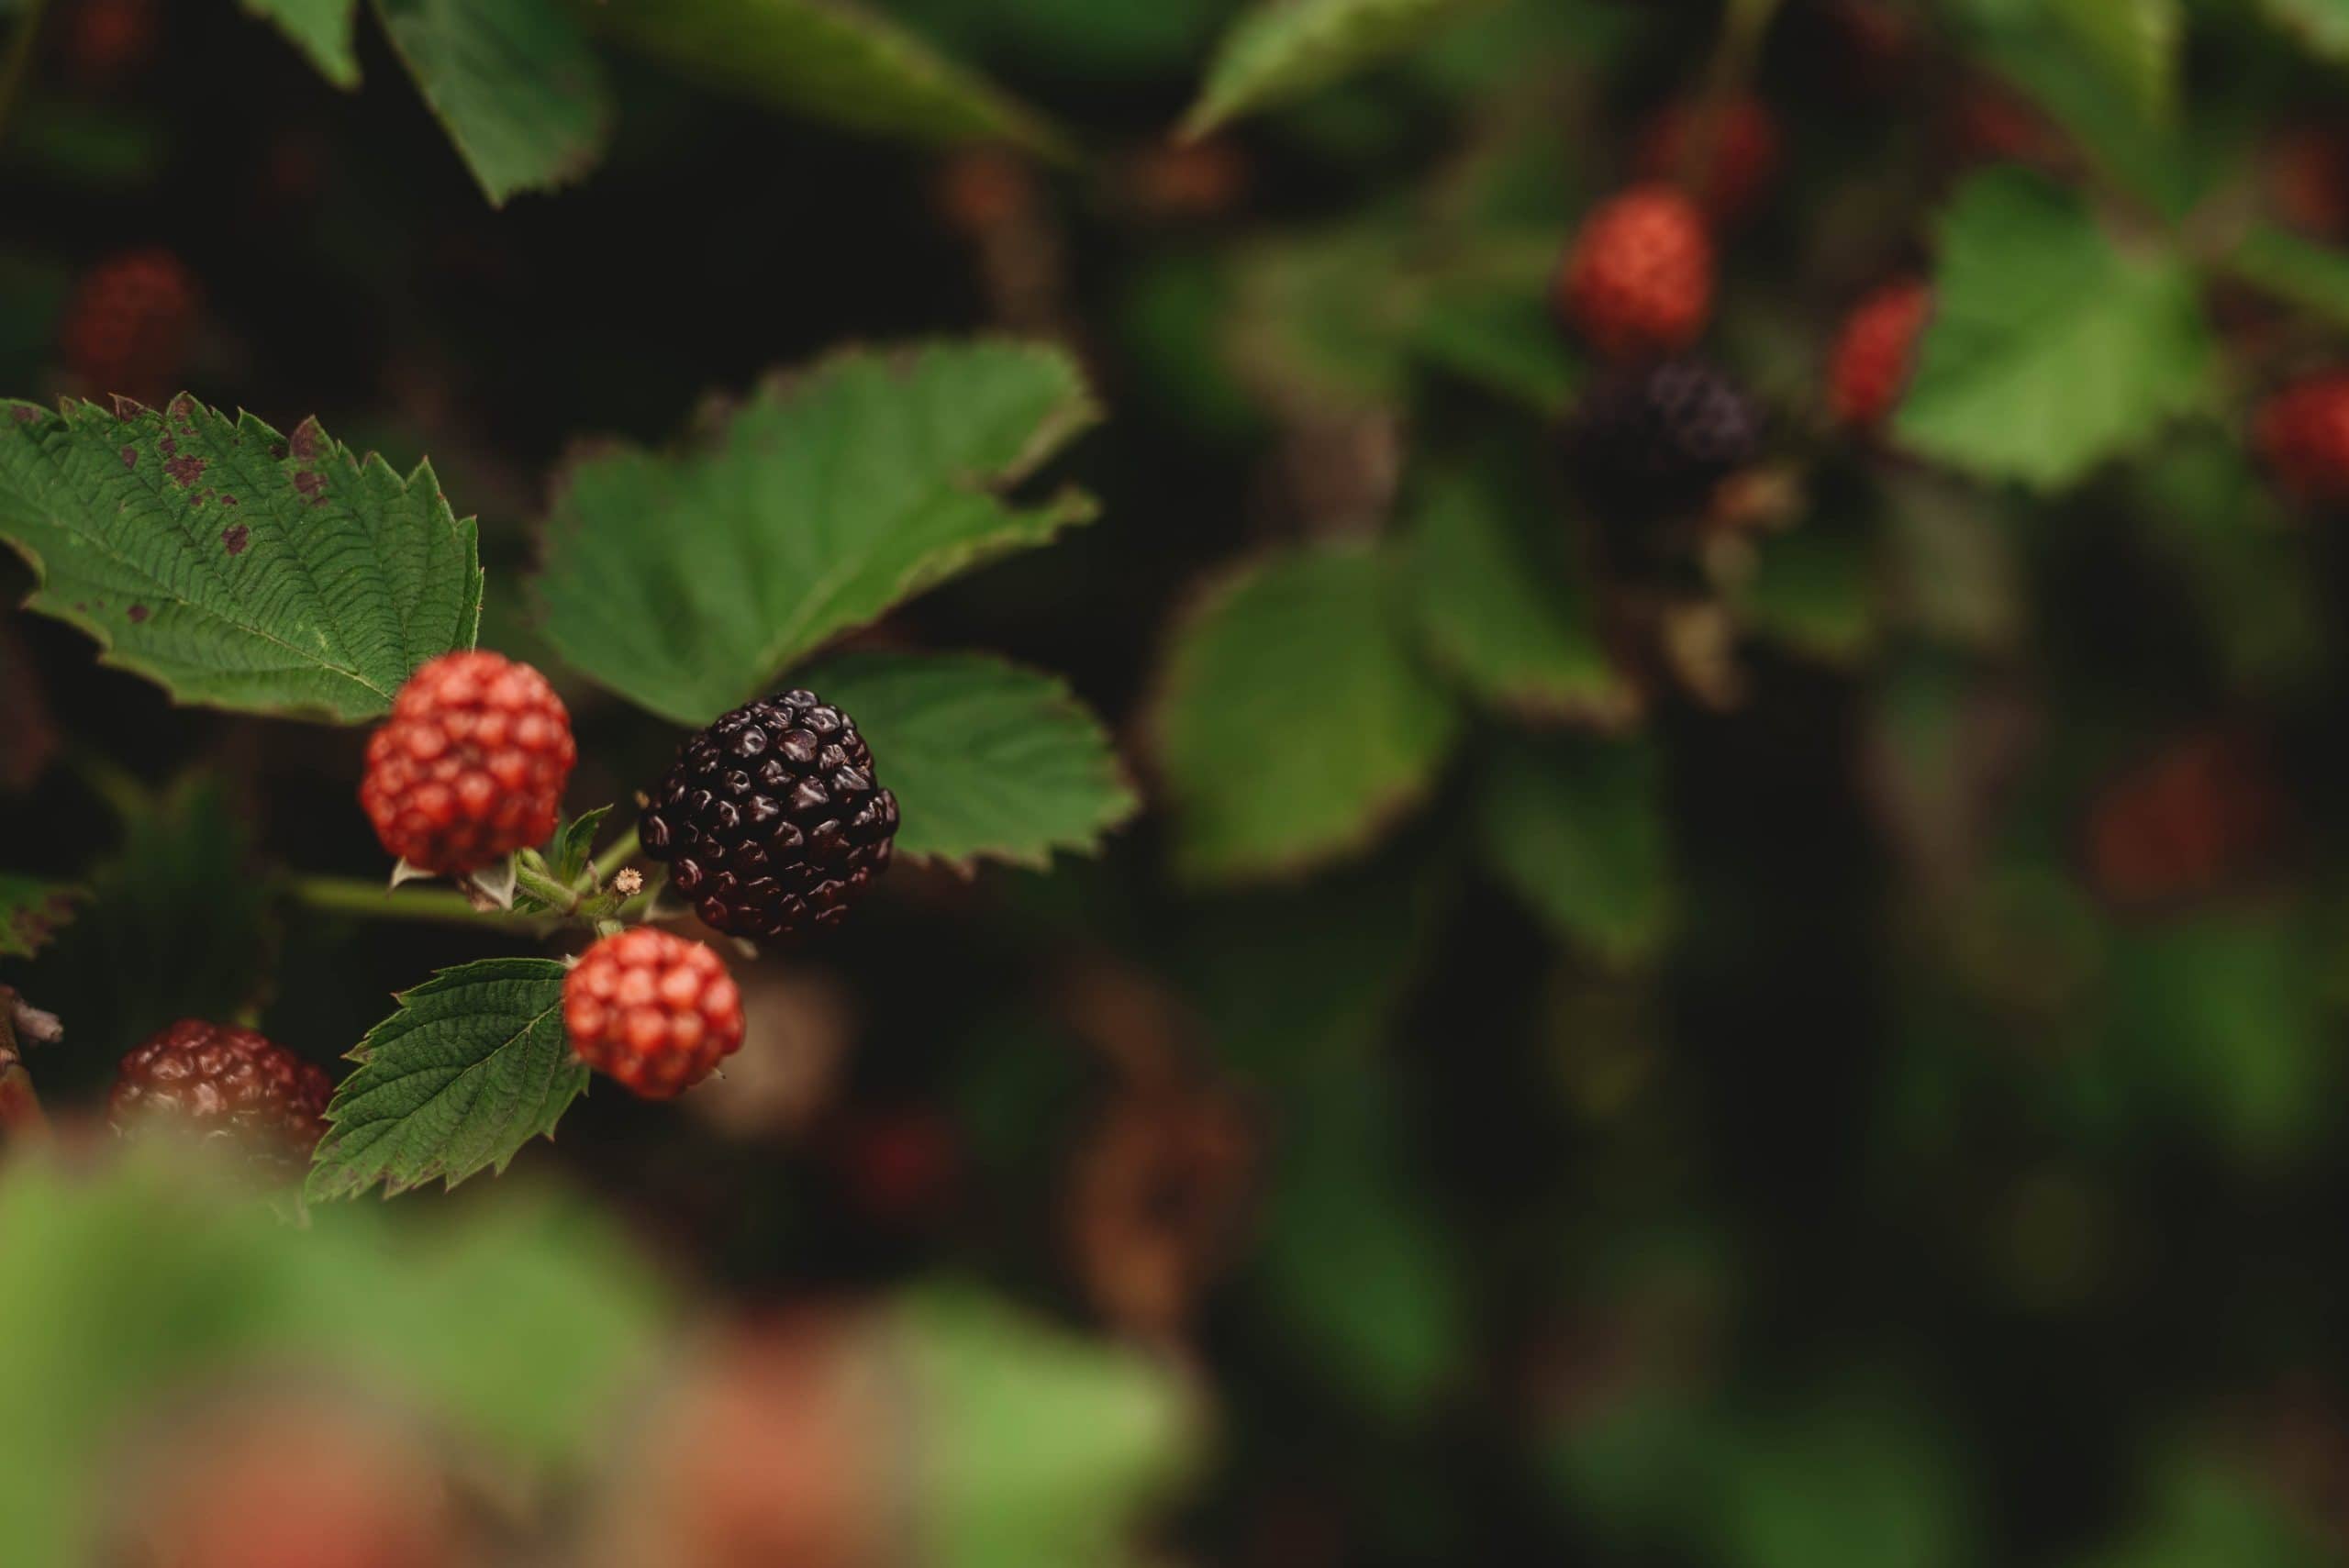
<box><xmin>1566</xmin><ymin>356</ymin><xmax>1763</xmax><ymax>529</ymax></box>
<box><xmin>640</xmin><ymin>689</ymin><xmax>900</xmax><ymax>940</ymax></box>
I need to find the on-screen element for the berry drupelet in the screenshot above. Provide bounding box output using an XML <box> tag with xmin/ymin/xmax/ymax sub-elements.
<box><xmin>108</xmin><ymin>1019</ymin><xmax>332</xmax><ymax>1173</ymax></box>
<box><xmin>638</xmin><ymin>689</ymin><xmax>900</xmax><ymax>941</ymax></box>
<box><xmin>564</xmin><ymin>929</ymin><xmax>746</xmax><ymax>1099</ymax></box>
<box><xmin>361</xmin><ymin>651</ymin><xmax>576</xmax><ymax>876</ymax></box>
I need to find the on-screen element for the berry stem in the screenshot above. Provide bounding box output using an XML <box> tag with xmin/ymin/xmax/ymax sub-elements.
<box><xmin>288</xmin><ymin>875</ymin><xmax>552</xmax><ymax>930</ymax></box>
<box><xmin>512</xmin><ymin>859</ymin><xmax>578</xmax><ymax>915</ymax></box>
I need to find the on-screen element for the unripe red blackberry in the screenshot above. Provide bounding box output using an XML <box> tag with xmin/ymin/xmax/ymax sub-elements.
<box><xmin>563</xmin><ymin>928</ymin><xmax>745</xmax><ymax>1099</ymax></box>
<box><xmin>1568</xmin><ymin>356</ymin><xmax>1765</xmax><ymax>527</ymax></box>
<box><xmin>1558</xmin><ymin>185</ymin><xmax>1714</xmax><ymax>361</ymax></box>
<box><xmin>360</xmin><ymin>651</ymin><xmax>576</xmax><ymax>876</ymax></box>
<box><xmin>1634</xmin><ymin>95</ymin><xmax>1783</xmax><ymax>226</ymax></box>
<box><xmin>2255</xmin><ymin>373</ymin><xmax>2349</xmax><ymax>502</ymax></box>
<box><xmin>108</xmin><ymin>1019</ymin><xmax>331</xmax><ymax>1173</ymax></box>
<box><xmin>1828</xmin><ymin>279</ymin><xmax>1933</xmax><ymax>428</ymax></box>
<box><xmin>61</xmin><ymin>247</ymin><xmax>196</xmax><ymax>404</ymax></box>
<box><xmin>638</xmin><ymin>689</ymin><xmax>899</xmax><ymax>940</ymax></box>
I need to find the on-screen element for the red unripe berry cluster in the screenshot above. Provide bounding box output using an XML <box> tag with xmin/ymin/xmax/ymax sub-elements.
<box><xmin>108</xmin><ymin>1019</ymin><xmax>331</xmax><ymax>1172</ymax></box>
<box><xmin>564</xmin><ymin>929</ymin><xmax>746</xmax><ymax>1100</ymax></box>
<box><xmin>1829</xmin><ymin>279</ymin><xmax>1934</xmax><ymax>428</ymax></box>
<box><xmin>1635</xmin><ymin>95</ymin><xmax>1783</xmax><ymax>226</ymax></box>
<box><xmin>61</xmin><ymin>248</ymin><xmax>197</xmax><ymax>404</ymax></box>
<box><xmin>1559</xmin><ymin>185</ymin><xmax>1715</xmax><ymax>361</ymax></box>
<box><xmin>2255</xmin><ymin>373</ymin><xmax>2349</xmax><ymax>502</ymax></box>
<box><xmin>361</xmin><ymin>651</ymin><xmax>575</xmax><ymax>876</ymax></box>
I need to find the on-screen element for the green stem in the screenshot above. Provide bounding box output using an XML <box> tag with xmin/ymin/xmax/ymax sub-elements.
<box><xmin>0</xmin><ymin>0</ymin><xmax>48</xmax><ymax>155</ymax></box>
<box><xmin>290</xmin><ymin>875</ymin><xmax>548</xmax><ymax>931</ymax></box>
<box><xmin>513</xmin><ymin>860</ymin><xmax>578</xmax><ymax>914</ymax></box>
<box><xmin>589</xmin><ymin>826</ymin><xmax>640</xmax><ymax>889</ymax></box>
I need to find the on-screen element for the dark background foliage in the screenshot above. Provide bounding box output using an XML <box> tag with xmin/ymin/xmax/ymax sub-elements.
<box><xmin>7</xmin><ymin>0</ymin><xmax>2349</xmax><ymax>1563</ymax></box>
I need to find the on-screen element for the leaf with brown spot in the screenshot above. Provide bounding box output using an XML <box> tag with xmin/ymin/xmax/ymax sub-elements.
<box><xmin>0</xmin><ymin>395</ymin><xmax>481</xmax><ymax>722</ymax></box>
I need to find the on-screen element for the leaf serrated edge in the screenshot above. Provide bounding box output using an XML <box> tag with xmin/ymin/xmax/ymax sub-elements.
<box><xmin>796</xmin><ymin>648</ymin><xmax>1141</xmax><ymax>876</ymax></box>
<box><xmin>1141</xmin><ymin>542</ymin><xmax>1457</xmax><ymax>886</ymax></box>
<box><xmin>1179</xmin><ymin>0</ymin><xmax>1491</xmax><ymax>141</ymax></box>
<box><xmin>306</xmin><ymin>957</ymin><xmax>576</xmax><ymax>1204</ymax></box>
<box><xmin>368</xmin><ymin>0</ymin><xmax>615</xmax><ymax>207</ymax></box>
<box><xmin>529</xmin><ymin>339</ymin><xmax>1102</xmax><ymax>722</ymax></box>
<box><xmin>586</xmin><ymin>0</ymin><xmax>1076</xmax><ymax>162</ymax></box>
<box><xmin>0</xmin><ymin>394</ymin><xmax>482</xmax><ymax>721</ymax></box>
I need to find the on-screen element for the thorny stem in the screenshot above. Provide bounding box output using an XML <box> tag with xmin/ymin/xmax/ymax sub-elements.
<box><xmin>289</xmin><ymin>875</ymin><xmax>554</xmax><ymax>931</ymax></box>
<box><xmin>288</xmin><ymin>825</ymin><xmax>654</xmax><ymax>933</ymax></box>
<box><xmin>0</xmin><ymin>0</ymin><xmax>47</xmax><ymax>156</ymax></box>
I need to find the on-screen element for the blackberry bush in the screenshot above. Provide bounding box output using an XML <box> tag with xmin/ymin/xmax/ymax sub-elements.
<box><xmin>6</xmin><ymin>0</ymin><xmax>2349</xmax><ymax>1564</ymax></box>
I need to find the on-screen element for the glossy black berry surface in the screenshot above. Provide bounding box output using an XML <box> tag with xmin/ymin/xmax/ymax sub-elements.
<box><xmin>639</xmin><ymin>690</ymin><xmax>900</xmax><ymax>940</ymax></box>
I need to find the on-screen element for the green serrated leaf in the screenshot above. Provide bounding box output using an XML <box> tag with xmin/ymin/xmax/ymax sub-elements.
<box><xmin>0</xmin><ymin>875</ymin><xmax>79</xmax><ymax>961</ymax></box>
<box><xmin>307</xmin><ymin>957</ymin><xmax>584</xmax><ymax>1201</ymax></box>
<box><xmin>1182</xmin><ymin>0</ymin><xmax>1497</xmax><ymax>139</ymax></box>
<box><xmin>242</xmin><ymin>0</ymin><xmax>362</xmax><ymax>87</ymax></box>
<box><xmin>887</xmin><ymin>1284</ymin><xmax>1201</xmax><ymax>1568</ymax></box>
<box><xmin>591</xmin><ymin>0</ymin><xmax>1071</xmax><ymax>160</ymax></box>
<box><xmin>373</xmin><ymin>0</ymin><xmax>613</xmax><ymax>206</ymax></box>
<box><xmin>1407</xmin><ymin>459</ymin><xmax>1632</xmax><ymax>725</ymax></box>
<box><xmin>794</xmin><ymin>650</ymin><xmax>1135</xmax><ymax>871</ymax></box>
<box><xmin>534</xmin><ymin>340</ymin><xmax>1099</xmax><ymax>726</ymax></box>
<box><xmin>1895</xmin><ymin>171</ymin><xmax>2212</xmax><ymax>491</ymax></box>
<box><xmin>0</xmin><ymin>395</ymin><xmax>482</xmax><ymax>722</ymax></box>
<box><xmin>1478</xmin><ymin>736</ymin><xmax>1673</xmax><ymax>967</ymax></box>
<box><xmin>1152</xmin><ymin>541</ymin><xmax>1461</xmax><ymax>883</ymax></box>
